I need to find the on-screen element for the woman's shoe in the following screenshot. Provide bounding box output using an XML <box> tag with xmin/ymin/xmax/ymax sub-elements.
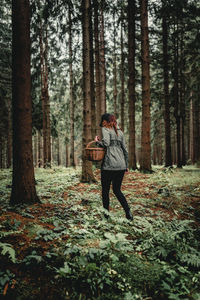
<box><xmin>126</xmin><ymin>210</ymin><xmax>133</xmax><ymax>221</ymax></box>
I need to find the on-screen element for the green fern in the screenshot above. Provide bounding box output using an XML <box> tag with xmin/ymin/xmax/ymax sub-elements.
<box><xmin>0</xmin><ymin>242</ymin><xmax>16</xmax><ymax>263</ymax></box>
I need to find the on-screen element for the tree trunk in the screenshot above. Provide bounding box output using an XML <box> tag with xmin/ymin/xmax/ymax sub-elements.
<box><xmin>120</xmin><ymin>21</ymin><xmax>125</xmax><ymax>131</ymax></box>
<box><xmin>6</xmin><ymin>99</ymin><xmax>12</xmax><ymax>168</ymax></box>
<box><xmin>10</xmin><ymin>0</ymin><xmax>40</xmax><ymax>205</ymax></box>
<box><xmin>128</xmin><ymin>0</ymin><xmax>137</xmax><ymax>170</ymax></box>
<box><xmin>68</xmin><ymin>7</ymin><xmax>75</xmax><ymax>167</ymax></box>
<box><xmin>194</xmin><ymin>98</ymin><xmax>200</xmax><ymax>164</ymax></box>
<box><xmin>57</xmin><ymin>136</ymin><xmax>61</xmax><ymax>166</ymax></box>
<box><xmin>44</xmin><ymin>25</ymin><xmax>51</xmax><ymax>167</ymax></box>
<box><xmin>66</xmin><ymin>141</ymin><xmax>69</xmax><ymax>167</ymax></box>
<box><xmin>189</xmin><ymin>95</ymin><xmax>194</xmax><ymax>163</ymax></box>
<box><xmin>39</xmin><ymin>13</ymin><xmax>51</xmax><ymax>168</ymax></box>
<box><xmin>81</xmin><ymin>0</ymin><xmax>96</xmax><ymax>182</ymax></box>
<box><xmin>0</xmin><ymin>135</ymin><xmax>2</xmax><ymax>169</ymax></box>
<box><xmin>140</xmin><ymin>0</ymin><xmax>151</xmax><ymax>172</ymax></box>
<box><xmin>34</xmin><ymin>133</ymin><xmax>38</xmax><ymax>167</ymax></box>
<box><xmin>90</xmin><ymin>2</ymin><xmax>96</xmax><ymax>139</ymax></box>
<box><xmin>38</xmin><ymin>130</ymin><xmax>42</xmax><ymax>167</ymax></box>
<box><xmin>94</xmin><ymin>0</ymin><xmax>101</xmax><ymax>137</ymax></box>
<box><xmin>173</xmin><ymin>21</ymin><xmax>182</xmax><ymax>168</ymax></box>
<box><xmin>162</xmin><ymin>14</ymin><xmax>172</xmax><ymax>167</ymax></box>
<box><xmin>113</xmin><ymin>12</ymin><xmax>117</xmax><ymax>117</ymax></box>
<box><xmin>99</xmin><ymin>0</ymin><xmax>106</xmax><ymax>114</ymax></box>
<box><xmin>180</xmin><ymin>27</ymin><xmax>186</xmax><ymax>166</ymax></box>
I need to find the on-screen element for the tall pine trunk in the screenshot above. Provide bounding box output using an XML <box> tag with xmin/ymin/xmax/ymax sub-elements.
<box><xmin>10</xmin><ymin>0</ymin><xmax>39</xmax><ymax>205</ymax></box>
<box><xmin>33</xmin><ymin>133</ymin><xmax>38</xmax><ymax>167</ymax></box>
<box><xmin>113</xmin><ymin>14</ymin><xmax>117</xmax><ymax>117</ymax></box>
<box><xmin>140</xmin><ymin>0</ymin><xmax>151</xmax><ymax>172</ymax></box>
<box><xmin>99</xmin><ymin>0</ymin><xmax>106</xmax><ymax>114</ymax></box>
<box><xmin>68</xmin><ymin>7</ymin><xmax>75</xmax><ymax>167</ymax></box>
<box><xmin>90</xmin><ymin>3</ymin><xmax>96</xmax><ymax>139</ymax></box>
<box><xmin>38</xmin><ymin>130</ymin><xmax>42</xmax><ymax>167</ymax></box>
<box><xmin>189</xmin><ymin>95</ymin><xmax>195</xmax><ymax>164</ymax></box>
<box><xmin>39</xmin><ymin>13</ymin><xmax>51</xmax><ymax>168</ymax></box>
<box><xmin>120</xmin><ymin>21</ymin><xmax>125</xmax><ymax>131</ymax></box>
<box><xmin>44</xmin><ymin>25</ymin><xmax>51</xmax><ymax>166</ymax></box>
<box><xmin>94</xmin><ymin>0</ymin><xmax>101</xmax><ymax>137</ymax></box>
<box><xmin>162</xmin><ymin>14</ymin><xmax>172</xmax><ymax>167</ymax></box>
<box><xmin>6</xmin><ymin>99</ymin><xmax>12</xmax><ymax>168</ymax></box>
<box><xmin>81</xmin><ymin>0</ymin><xmax>96</xmax><ymax>182</ymax></box>
<box><xmin>128</xmin><ymin>0</ymin><xmax>137</xmax><ymax>169</ymax></box>
<box><xmin>180</xmin><ymin>29</ymin><xmax>186</xmax><ymax>166</ymax></box>
<box><xmin>173</xmin><ymin>21</ymin><xmax>182</xmax><ymax>168</ymax></box>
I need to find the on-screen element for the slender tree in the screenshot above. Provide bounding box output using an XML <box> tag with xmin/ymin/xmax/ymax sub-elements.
<box><xmin>89</xmin><ymin>1</ymin><xmax>96</xmax><ymax>139</ymax></box>
<box><xmin>128</xmin><ymin>0</ymin><xmax>137</xmax><ymax>170</ymax></box>
<box><xmin>68</xmin><ymin>5</ymin><xmax>75</xmax><ymax>167</ymax></box>
<box><xmin>10</xmin><ymin>0</ymin><xmax>40</xmax><ymax>205</ymax></box>
<box><xmin>81</xmin><ymin>0</ymin><xmax>96</xmax><ymax>182</ymax></box>
<box><xmin>99</xmin><ymin>0</ymin><xmax>106</xmax><ymax>114</ymax></box>
<box><xmin>162</xmin><ymin>10</ymin><xmax>172</xmax><ymax>167</ymax></box>
<box><xmin>94</xmin><ymin>0</ymin><xmax>101</xmax><ymax>137</ymax></box>
<box><xmin>172</xmin><ymin>19</ymin><xmax>182</xmax><ymax>168</ymax></box>
<box><xmin>120</xmin><ymin>19</ymin><xmax>125</xmax><ymax>131</ymax></box>
<box><xmin>140</xmin><ymin>0</ymin><xmax>151</xmax><ymax>172</ymax></box>
<box><xmin>6</xmin><ymin>99</ymin><xmax>12</xmax><ymax>168</ymax></box>
<box><xmin>113</xmin><ymin>11</ymin><xmax>118</xmax><ymax>117</ymax></box>
<box><xmin>39</xmin><ymin>1</ymin><xmax>51</xmax><ymax>168</ymax></box>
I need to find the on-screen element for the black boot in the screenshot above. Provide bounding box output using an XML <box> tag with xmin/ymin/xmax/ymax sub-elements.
<box><xmin>103</xmin><ymin>209</ymin><xmax>110</xmax><ymax>219</ymax></box>
<box><xmin>126</xmin><ymin>209</ymin><xmax>133</xmax><ymax>221</ymax></box>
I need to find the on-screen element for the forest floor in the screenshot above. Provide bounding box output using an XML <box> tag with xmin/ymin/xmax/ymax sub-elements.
<box><xmin>0</xmin><ymin>166</ymin><xmax>200</xmax><ymax>300</ymax></box>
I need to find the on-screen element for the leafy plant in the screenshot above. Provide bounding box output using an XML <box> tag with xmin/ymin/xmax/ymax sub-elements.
<box><xmin>0</xmin><ymin>243</ymin><xmax>16</xmax><ymax>263</ymax></box>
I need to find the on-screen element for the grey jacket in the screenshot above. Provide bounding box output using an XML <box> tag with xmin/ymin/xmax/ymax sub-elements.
<box><xmin>97</xmin><ymin>127</ymin><xmax>128</xmax><ymax>170</ymax></box>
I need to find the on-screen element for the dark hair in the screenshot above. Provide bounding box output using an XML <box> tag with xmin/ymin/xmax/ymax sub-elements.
<box><xmin>99</xmin><ymin>113</ymin><xmax>111</xmax><ymax>127</ymax></box>
<box><xmin>99</xmin><ymin>113</ymin><xmax>118</xmax><ymax>135</ymax></box>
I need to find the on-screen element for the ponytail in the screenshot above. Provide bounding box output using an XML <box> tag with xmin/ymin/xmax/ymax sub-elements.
<box><xmin>109</xmin><ymin>115</ymin><xmax>118</xmax><ymax>135</ymax></box>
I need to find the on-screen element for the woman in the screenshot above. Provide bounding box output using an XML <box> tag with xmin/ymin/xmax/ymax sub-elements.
<box><xmin>95</xmin><ymin>113</ymin><xmax>133</xmax><ymax>220</ymax></box>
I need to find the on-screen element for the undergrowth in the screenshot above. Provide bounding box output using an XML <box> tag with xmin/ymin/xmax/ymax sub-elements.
<box><xmin>0</xmin><ymin>166</ymin><xmax>200</xmax><ymax>299</ymax></box>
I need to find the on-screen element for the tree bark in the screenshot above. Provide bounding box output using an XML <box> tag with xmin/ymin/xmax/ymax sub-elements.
<box><xmin>10</xmin><ymin>0</ymin><xmax>40</xmax><ymax>205</ymax></box>
<box><xmin>120</xmin><ymin>21</ymin><xmax>125</xmax><ymax>131</ymax></box>
<box><xmin>6</xmin><ymin>99</ymin><xmax>12</xmax><ymax>168</ymax></box>
<box><xmin>68</xmin><ymin>6</ymin><xmax>75</xmax><ymax>167</ymax></box>
<box><xmin>94</xmin><ymin>0</ymin><xmax>101</xmax><ymax>137</ymax></box>
<box><xmin>180</xmin><ymin>25</ymin><xmax>186</xmax><ymax>166</ymax></box>
<box><xmin>90</xmin><ymin>2</ymin><xmax>96</xmax><ymax>139</ymax></box>
<box><xmin>173</xmin><ymin>21</ymin><xmax>182</xmax><ymax>168</ymax></box>
<box><xmin>99</xmin><ymin>0</ymin><xmax>106</xmax><ymax>114</ymax></box>
<box><xmin>194</xmin><ymin>98</ymin><xmax>200</xmax><ymax>164</ymax></box>
<box><xmin>38</xmin><ymin>130</ymin><xmax>42</xmax><ymax>167</ymax></box>
<box><xmin>189</xmin><ymin>95</ymin><xmax>194</xmax><ymax>163</ymax></box>
<box><xmin>39</xmin><ymin>9</ymin><xmax>51</xmax><ymax>168</ymax></box>
<box><xmin>113</xmin><ymin>13</ymin><xmax>117</xmax><ymax>117</ymax></box>
<box><xmin>44</xmin><ymin>25</ymin><xmax>51</xmax><ymax>166</ymax></box>
<box><xmin>140</xmin><ymin>0</ymin><xmax>152</xmax><ymax>172</ymax></box>
<box><xmin>162</xmin><ymin>14</ymin><xmax>172</xmax><ymax>167</ymax></box>
<box><xmin>128</xmin><ymin>0</ymin><xmax>137</xmax><ymax>170</ymax></box>
<box><xmin>81</xmin><ymin>0</ymin><xmax>96</xmax><ymax>182</ymax></box>
<box><xmin>34</xmin><ymin>133</ymin><xmax>38</xmax><ymax>167</ymax></box>
<box><xmin>57</xmin><ymin>135</ymin><xmax>61</xmax><ymax>166</ymax></box>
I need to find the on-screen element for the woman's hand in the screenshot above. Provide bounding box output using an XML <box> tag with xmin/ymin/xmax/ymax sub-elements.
<box><xmin>125</xmin><ymin>168</ymin><xmax>129</xmax><ymax>173</ymax></box>
<box><xmin>95</xmin><ymin>136</ymin><xmax>100</xmax><ymax>142</ymax></box>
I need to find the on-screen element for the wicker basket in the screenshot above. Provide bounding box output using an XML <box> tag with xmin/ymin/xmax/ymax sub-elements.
<box><xmin>85</xmin><ymin>141</ymin><xmax>105</xmax><ymax>161</ymax></box>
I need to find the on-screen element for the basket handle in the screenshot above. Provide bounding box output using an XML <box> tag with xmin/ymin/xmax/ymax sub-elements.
<box><xmin>86</xmin><ymin>140</ymin><xmax>96</xmax><ymax>149</ymax></box>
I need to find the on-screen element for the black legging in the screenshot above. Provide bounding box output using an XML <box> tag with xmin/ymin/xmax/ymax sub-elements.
<box><xmin>101</xmin><ymin>170</ymin><xmax>130</xmax><ymax>213</ymax></box>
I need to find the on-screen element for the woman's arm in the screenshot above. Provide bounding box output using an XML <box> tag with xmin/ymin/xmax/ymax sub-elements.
<box><xmin>95</xmin><ymin>127</ymin><xmax>110</xmax><ymax>147</ymax></box>
<box><xmin>121</xmin><ymin>134</ymin><xmax>128</xmax><ymax>169</ymax></box>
